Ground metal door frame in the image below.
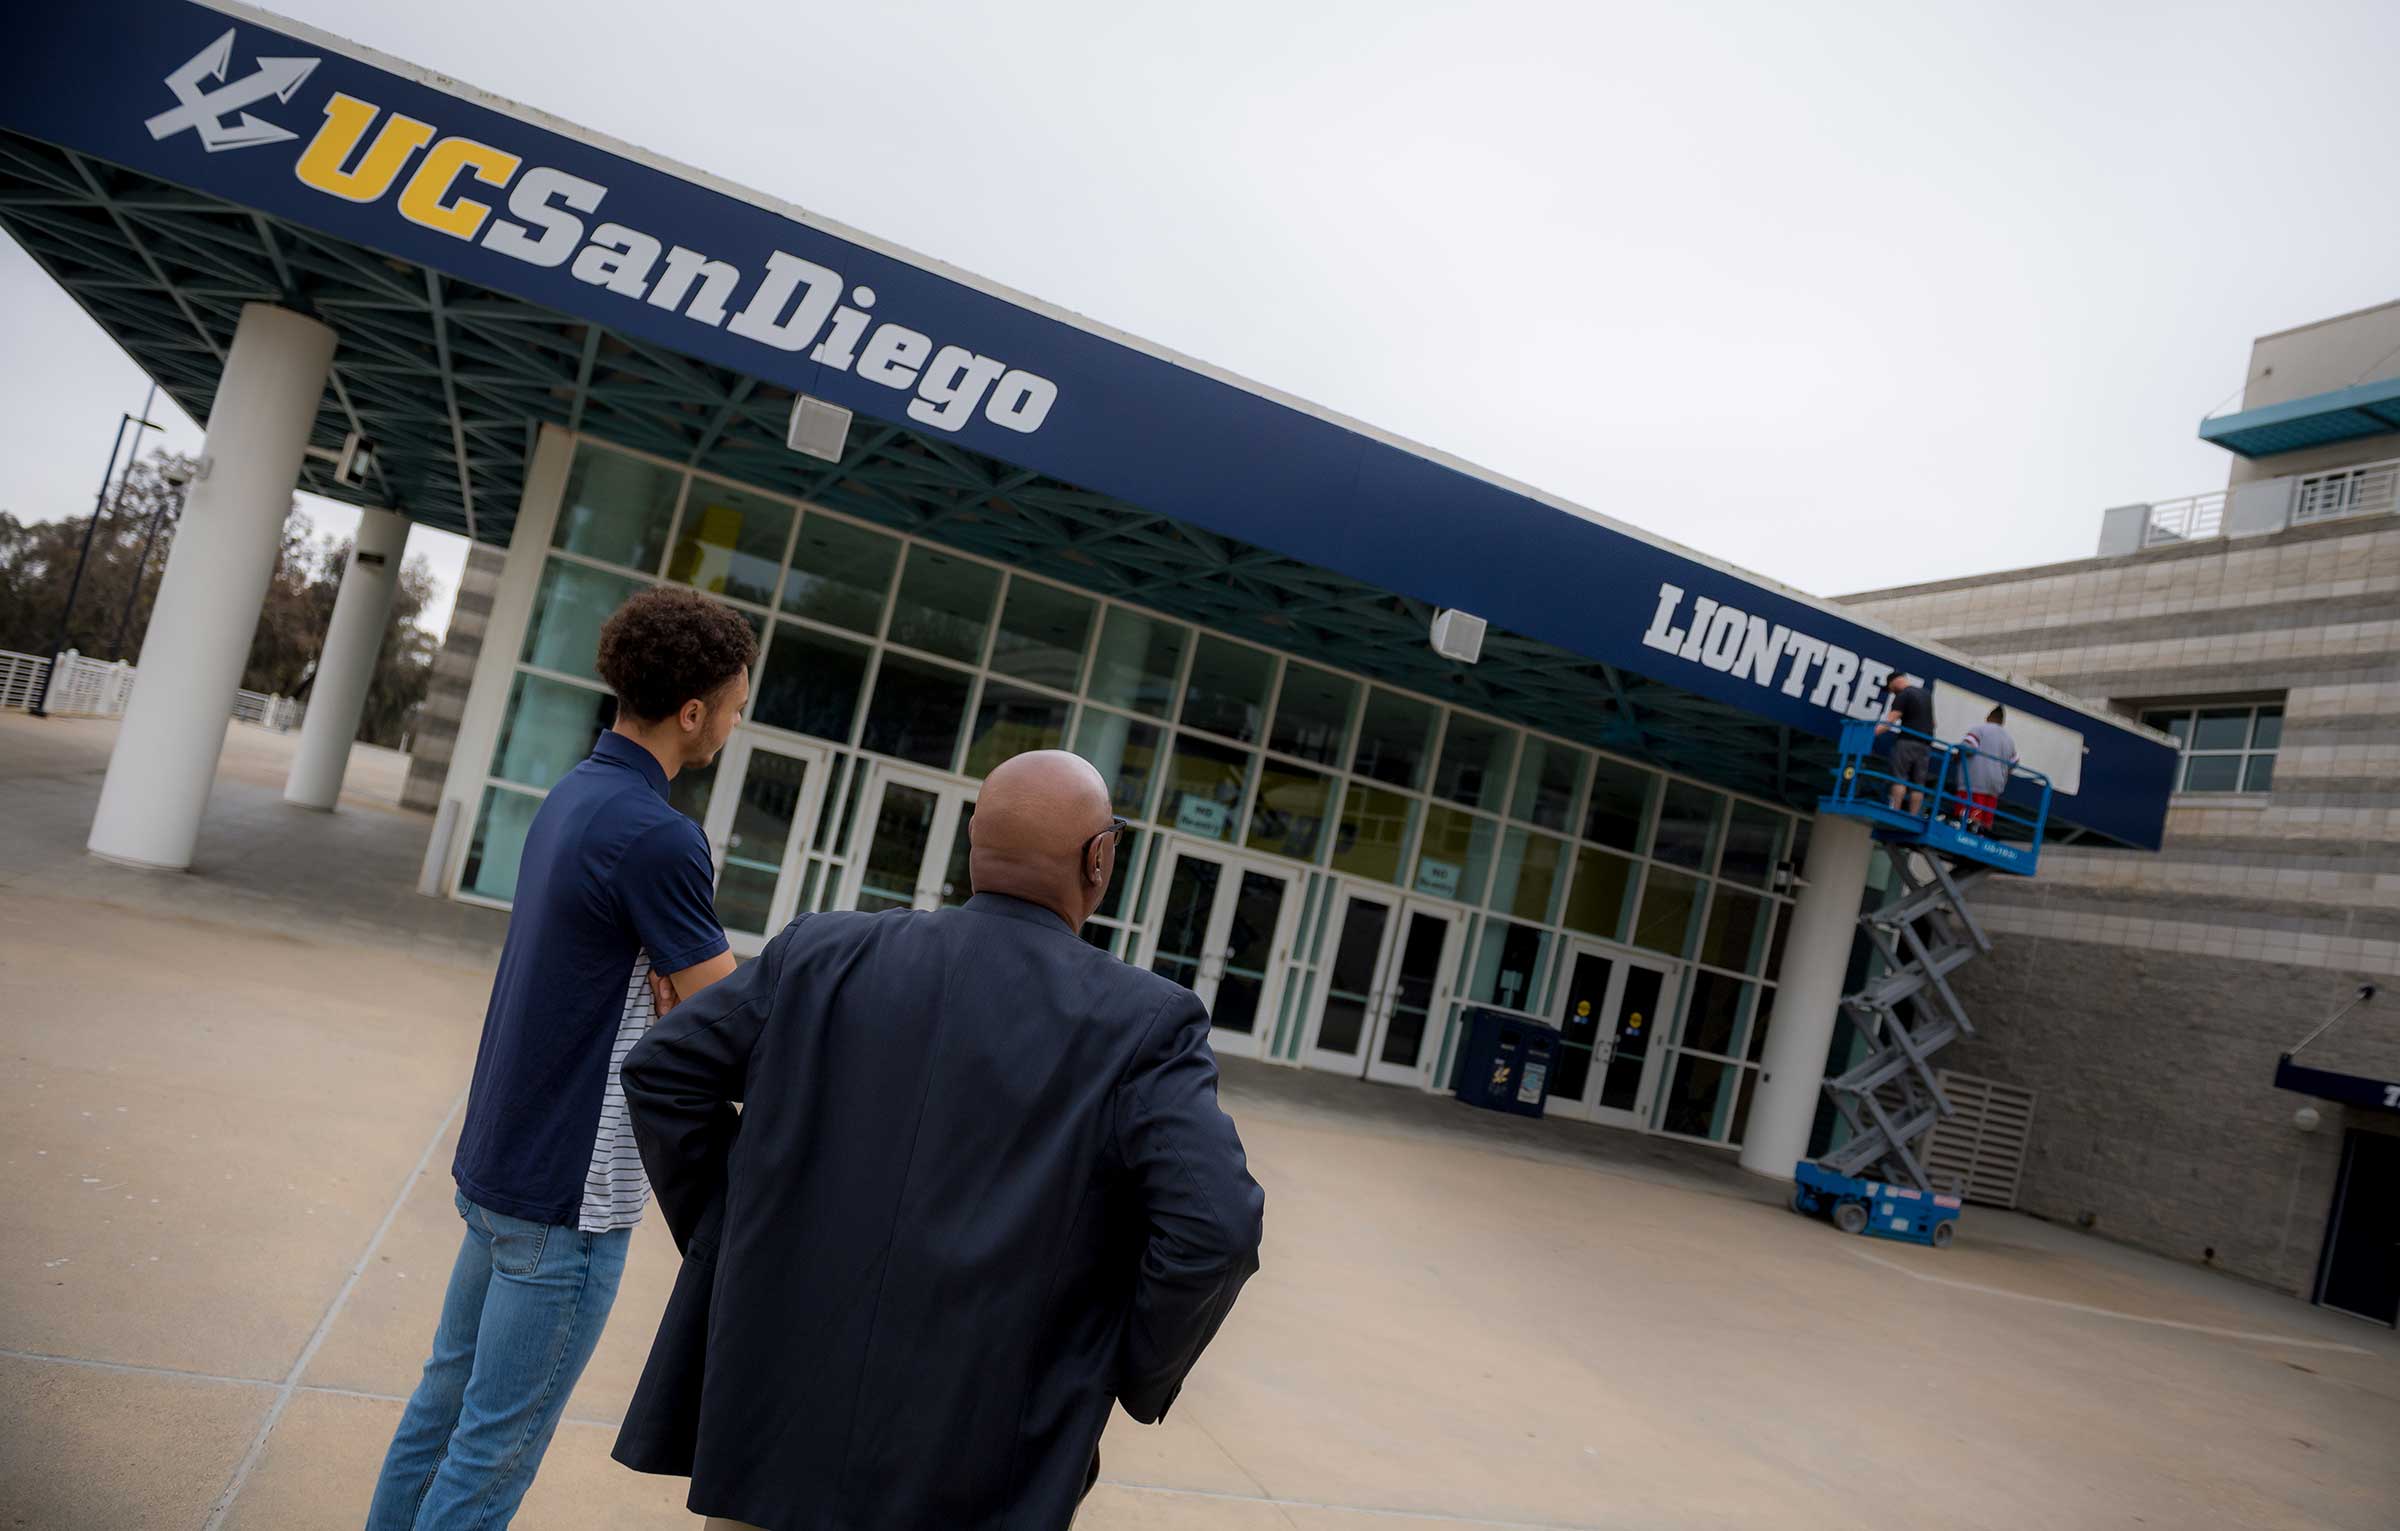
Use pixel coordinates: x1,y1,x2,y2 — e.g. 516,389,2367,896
1364,897,1469,1089
1544,936,1679,1129
1299,880,1467,1085
1134,835,1303,1062
835,759,978,913
1300,881,1403,1075
2313,1126,2400,1326
701,729,833,957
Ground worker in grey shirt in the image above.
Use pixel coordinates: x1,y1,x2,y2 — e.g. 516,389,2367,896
1959,706,2019,832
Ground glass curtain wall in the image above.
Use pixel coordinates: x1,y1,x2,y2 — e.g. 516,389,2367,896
466,436,1807,1147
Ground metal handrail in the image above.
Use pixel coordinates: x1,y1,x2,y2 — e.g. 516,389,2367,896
2294,460,2400,525
2142,492,2226,546
2133,453,2399,547
1,646,302,729
1824,720,2055,846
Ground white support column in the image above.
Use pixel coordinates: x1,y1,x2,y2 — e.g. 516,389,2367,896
284,508,412,809
88,304,337,870
1738,813,1876,1180
427,424,576,892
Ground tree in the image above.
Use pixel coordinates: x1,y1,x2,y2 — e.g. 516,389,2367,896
0,447,444,749
0,449,197,661
260,535,443,750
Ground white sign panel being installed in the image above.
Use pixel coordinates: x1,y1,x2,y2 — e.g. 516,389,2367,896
1935,681,2084,796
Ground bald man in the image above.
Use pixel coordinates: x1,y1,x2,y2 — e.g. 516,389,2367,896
614,751,1264,1531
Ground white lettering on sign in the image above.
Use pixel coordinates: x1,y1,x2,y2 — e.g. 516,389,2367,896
1641,582,1894,722
236,77,1062,437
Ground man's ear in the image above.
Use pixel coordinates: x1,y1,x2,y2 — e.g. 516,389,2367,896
680,696,706,734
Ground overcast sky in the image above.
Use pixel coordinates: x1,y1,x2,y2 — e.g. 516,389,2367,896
7,0,2398,633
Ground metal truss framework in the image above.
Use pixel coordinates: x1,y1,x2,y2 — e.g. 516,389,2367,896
0,133,1834,807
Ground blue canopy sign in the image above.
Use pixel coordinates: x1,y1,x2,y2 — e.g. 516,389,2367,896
1,0,2181,848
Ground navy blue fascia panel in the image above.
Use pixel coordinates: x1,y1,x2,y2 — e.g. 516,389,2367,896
0,1,2178,847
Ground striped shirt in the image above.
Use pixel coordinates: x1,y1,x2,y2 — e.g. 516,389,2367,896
581,953,657,1232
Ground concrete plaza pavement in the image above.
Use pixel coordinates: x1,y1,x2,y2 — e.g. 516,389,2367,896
3,714,2396,1530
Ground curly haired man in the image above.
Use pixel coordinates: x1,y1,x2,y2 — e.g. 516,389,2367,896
367,586,757,1529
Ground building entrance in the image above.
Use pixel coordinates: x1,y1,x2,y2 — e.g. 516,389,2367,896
840,764,977,914
1545,940,1678,1128
2316,1128,2400,1326
1301,883,1467,1086
1135,838,1303,1061
698,731,831,958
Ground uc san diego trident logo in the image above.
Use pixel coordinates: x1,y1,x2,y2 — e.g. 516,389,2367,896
129,25,1060,437
145,29,319,152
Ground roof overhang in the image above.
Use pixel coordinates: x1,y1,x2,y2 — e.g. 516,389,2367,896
2200,375,2400,459
1,0,2181,849
2274,1055,2400,1116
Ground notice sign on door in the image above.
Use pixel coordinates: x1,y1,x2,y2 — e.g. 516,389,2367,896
1416,858,1461,900
1175,798,1230,838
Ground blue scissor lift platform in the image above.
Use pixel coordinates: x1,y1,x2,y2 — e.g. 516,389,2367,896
1792,721,2054,1248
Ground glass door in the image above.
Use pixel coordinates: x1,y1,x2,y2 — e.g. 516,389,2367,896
699,732,831,958
1304,886,1396,1074
1137,838,1302,1061
1366,901,1467,1087
1303,885,1465,1085
839,763,977,913
1545,939,1677,1128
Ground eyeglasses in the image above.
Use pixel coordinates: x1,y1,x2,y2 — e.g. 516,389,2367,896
1078,815,1131,865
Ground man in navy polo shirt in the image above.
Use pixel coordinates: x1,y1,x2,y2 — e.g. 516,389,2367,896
367,586,757,1529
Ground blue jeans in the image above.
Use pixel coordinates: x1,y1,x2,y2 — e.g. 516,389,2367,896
365,1191,631,1529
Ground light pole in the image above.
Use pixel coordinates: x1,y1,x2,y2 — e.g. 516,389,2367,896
30,386,161,716
109,460,190,662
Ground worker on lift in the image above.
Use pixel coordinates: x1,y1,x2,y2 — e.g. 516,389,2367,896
1960,706,2020,831
1875,671,1938,816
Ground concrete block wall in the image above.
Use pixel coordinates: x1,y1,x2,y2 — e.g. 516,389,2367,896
1840,509,2400,1297
1940,936,2394,1295
401,544,505,815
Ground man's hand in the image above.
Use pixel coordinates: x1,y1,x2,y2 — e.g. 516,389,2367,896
650,951,737,1020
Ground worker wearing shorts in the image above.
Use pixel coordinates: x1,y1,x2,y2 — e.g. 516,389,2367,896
1880,673,1938,815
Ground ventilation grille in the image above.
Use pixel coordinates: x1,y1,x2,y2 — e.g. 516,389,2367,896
1923,1071,2036,1209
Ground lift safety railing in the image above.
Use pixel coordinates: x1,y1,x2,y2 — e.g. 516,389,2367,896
1819,719,2055,877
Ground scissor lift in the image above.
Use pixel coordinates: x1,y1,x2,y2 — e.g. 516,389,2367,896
1793,721,2054,1238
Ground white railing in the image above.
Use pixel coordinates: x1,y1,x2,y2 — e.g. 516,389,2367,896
232,689,306,730
0,648,48,711
47,652,139,718
0,646,303,730
2294,458,2400,525
2142,491,2226,546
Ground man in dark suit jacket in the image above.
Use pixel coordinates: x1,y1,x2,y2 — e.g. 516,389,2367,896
614,750,1266,1531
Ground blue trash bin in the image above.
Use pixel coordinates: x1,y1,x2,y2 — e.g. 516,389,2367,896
1451,1007,1558,1118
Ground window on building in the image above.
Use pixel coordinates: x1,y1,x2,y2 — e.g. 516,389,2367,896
2139,700,2282,794
668,481,793,606
988,578,1094,692
554,443,681,574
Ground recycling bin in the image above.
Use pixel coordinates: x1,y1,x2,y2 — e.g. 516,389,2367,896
1451,1006,1558,1118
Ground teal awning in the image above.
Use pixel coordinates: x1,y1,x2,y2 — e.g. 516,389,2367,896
2200,376,2400,458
